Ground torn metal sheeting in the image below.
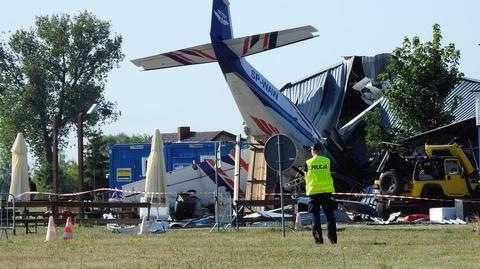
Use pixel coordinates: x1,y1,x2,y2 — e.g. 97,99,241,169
244,205,351,225
370,212,401,225
337,199,376,216
106,220,169,234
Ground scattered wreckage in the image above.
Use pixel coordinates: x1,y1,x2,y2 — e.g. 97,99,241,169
281,53,480,221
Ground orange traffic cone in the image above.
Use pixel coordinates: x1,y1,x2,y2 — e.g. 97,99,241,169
294,212,303,231
45,216,57,242
63,217,73,240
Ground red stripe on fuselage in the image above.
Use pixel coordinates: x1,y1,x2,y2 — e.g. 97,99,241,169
267,123,278,134
251,116,272,136
259,118,275,134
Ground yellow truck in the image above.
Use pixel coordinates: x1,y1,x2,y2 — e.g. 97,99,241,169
373,144,479,218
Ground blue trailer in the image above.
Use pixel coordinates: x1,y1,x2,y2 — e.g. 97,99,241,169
108,141,235,190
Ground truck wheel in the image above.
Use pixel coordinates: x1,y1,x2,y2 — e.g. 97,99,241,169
375,201,390,220
379,170,403,195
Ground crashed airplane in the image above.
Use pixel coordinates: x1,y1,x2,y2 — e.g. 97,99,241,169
131,0,392,193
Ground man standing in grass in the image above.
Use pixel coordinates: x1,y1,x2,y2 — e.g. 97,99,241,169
305,142,337,244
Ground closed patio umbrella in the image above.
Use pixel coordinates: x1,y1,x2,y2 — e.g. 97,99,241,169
144,129,167,207
8,133,30,202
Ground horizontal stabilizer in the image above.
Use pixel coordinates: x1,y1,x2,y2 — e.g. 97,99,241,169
132,25,317,71
131,43,217,71
225,25,318,57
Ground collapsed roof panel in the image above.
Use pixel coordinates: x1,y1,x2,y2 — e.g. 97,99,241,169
281,54,390,169
281,59,353,136
361,54,390,87
281,54,390,136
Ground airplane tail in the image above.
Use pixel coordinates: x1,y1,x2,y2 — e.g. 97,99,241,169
210,0,233,41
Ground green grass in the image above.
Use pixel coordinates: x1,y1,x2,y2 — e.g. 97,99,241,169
1,224,480,269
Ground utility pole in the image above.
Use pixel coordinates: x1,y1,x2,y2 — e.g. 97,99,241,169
77,112,84,202
51,115,59,219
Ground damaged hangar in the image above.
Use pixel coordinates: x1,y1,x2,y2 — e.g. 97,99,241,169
280,54,480,192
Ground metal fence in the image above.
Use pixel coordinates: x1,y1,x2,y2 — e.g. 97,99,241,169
0,193,16,239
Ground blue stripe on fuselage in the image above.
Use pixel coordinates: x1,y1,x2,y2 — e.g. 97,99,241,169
210,39,319,145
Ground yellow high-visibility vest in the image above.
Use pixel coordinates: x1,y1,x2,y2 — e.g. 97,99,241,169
305,156,334,195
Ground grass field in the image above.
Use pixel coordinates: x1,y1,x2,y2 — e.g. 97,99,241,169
1,224,479,269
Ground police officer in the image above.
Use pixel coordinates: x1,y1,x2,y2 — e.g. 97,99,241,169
305,142,337,244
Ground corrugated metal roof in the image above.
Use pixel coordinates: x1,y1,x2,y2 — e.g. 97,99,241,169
281,59,353,135
361,54,390,85
379,77,480,129
446,77,480,122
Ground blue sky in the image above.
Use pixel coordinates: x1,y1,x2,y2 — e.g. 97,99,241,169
1,0,479,161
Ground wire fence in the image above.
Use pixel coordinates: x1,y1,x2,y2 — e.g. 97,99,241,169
0,193,16,239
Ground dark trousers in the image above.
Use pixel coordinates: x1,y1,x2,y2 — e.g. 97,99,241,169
308,193,337,243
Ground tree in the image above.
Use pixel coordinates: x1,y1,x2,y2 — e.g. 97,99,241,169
0,159,11,193
84,131,149,191
380,23,463,138
31,153,78,194
0,11,124,186
364,107,391,153
84,129,109,191
103,133,150,145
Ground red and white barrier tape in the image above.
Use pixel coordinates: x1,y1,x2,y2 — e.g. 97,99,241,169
13,189,480,204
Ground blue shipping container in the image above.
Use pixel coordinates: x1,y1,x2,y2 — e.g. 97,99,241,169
109,141,234,190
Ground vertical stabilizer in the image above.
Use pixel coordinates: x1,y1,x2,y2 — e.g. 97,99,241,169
211,0,233,40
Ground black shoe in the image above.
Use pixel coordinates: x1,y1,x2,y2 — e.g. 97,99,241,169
313,231,323,244
327,234,337,244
